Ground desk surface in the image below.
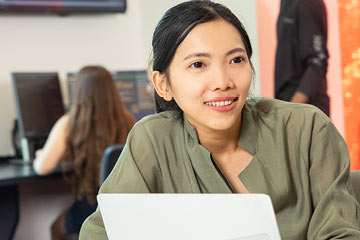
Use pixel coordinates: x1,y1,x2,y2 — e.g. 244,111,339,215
0,160,62,186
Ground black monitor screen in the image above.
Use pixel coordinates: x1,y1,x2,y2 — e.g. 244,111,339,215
67,70,155,121
12,72,65,140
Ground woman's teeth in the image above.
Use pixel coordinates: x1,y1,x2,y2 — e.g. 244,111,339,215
205,100,233,107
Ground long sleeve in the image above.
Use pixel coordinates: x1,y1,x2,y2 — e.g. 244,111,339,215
297,0,329,99
79,123,162,239
307,121,360,239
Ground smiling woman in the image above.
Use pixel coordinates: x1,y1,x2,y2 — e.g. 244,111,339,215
153,20,252,135
80,1,360,239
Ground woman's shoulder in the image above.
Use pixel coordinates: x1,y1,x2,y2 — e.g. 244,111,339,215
123,112,185,156
51,113,71,132
246,98,330,126
137,111,182,126
129,111,183,137
59,113,70,124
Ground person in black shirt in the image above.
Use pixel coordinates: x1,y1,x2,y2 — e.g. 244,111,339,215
274,0,330,116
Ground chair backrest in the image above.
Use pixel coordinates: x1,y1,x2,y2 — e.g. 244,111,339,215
350,170,360,204
100,144,125,184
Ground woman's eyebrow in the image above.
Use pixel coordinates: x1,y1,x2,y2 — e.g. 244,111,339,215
226,47,246,56
183,52,210,61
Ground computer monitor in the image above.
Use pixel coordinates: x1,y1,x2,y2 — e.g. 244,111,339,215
12,72,65,162
67,70,155,120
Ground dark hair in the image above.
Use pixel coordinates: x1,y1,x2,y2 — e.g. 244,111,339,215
152,0,253,113
63,65,135,205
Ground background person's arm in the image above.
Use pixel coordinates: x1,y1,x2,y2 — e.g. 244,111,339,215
290,91,309,103
33,114,69,175
294,0,329,101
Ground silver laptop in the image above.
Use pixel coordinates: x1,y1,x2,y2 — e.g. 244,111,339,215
97,193,281,240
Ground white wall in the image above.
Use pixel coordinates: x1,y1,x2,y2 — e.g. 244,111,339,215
0,0,260,156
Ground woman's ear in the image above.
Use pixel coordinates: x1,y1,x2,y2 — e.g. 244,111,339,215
152,70,173,101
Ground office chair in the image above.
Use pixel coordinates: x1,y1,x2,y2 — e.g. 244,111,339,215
100,144,125,184
350,170,360,204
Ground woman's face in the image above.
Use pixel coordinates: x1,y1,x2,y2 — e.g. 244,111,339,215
165,20,252,133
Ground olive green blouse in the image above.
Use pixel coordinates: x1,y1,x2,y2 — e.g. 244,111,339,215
80,98,360,239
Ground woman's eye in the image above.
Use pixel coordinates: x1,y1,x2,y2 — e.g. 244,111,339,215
231,57,244,64
191,62,204,68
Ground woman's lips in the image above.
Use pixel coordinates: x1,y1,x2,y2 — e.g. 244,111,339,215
204,97,238,112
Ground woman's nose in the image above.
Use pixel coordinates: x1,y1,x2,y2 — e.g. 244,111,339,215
210,68,235,91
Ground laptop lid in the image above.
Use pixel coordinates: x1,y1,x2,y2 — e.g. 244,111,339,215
98,193,281,240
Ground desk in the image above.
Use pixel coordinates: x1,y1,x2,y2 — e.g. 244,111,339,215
0,160,62,240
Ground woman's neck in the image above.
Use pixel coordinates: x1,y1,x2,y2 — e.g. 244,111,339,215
196,117,242,156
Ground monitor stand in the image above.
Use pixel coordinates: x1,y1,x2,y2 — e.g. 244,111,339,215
10,138,34,165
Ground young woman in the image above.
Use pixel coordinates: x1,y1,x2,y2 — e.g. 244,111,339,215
33,65,135,240
80,2,360,239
